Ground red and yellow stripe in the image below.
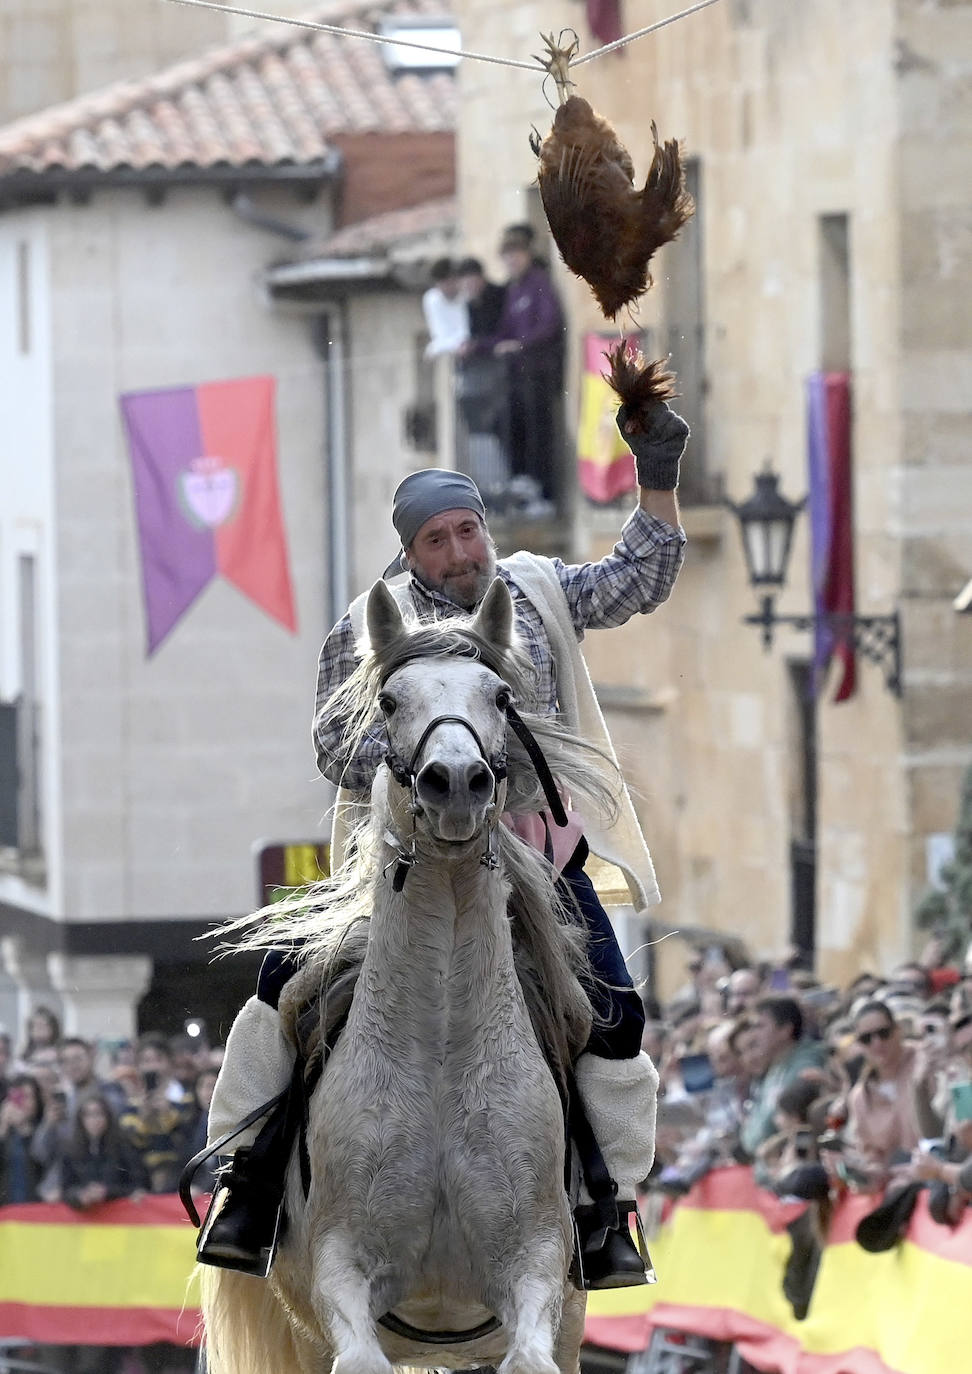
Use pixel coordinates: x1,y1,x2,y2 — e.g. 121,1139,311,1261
586,1168,972,1374
0,1195,200,1345
3,1171,971,1371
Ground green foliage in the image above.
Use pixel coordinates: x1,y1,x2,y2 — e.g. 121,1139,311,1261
915,766,972,953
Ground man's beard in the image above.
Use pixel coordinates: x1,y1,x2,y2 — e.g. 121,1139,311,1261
414,547,498,610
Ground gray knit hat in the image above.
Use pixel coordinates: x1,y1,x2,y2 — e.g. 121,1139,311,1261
382,468,486,578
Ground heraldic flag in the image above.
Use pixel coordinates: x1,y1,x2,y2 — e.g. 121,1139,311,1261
121,376,297,655
806,370,855,701
577,334,639,503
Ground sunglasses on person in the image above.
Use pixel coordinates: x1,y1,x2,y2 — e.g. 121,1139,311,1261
951,1013,972,1033
858,1025,893,1046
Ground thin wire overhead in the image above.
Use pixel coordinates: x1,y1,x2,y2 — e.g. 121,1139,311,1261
162,0,725,75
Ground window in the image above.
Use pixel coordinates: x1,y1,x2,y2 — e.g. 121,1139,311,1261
379,18,461,72
818,213,851,371
17,554,42,853
0,556,42,856
17,240,30,355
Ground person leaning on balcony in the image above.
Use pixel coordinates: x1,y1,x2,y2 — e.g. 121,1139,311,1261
421,256,470,358
470,223,566,507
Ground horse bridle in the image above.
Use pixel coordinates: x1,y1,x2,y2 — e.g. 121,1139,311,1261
382,700,568,891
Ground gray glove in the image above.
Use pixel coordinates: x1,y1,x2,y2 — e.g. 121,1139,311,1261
616,402,690,491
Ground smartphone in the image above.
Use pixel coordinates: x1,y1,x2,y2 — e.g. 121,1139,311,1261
951,1082,972,1124
143,1069,160,1093
679,1052,715,1095
769,967,791,991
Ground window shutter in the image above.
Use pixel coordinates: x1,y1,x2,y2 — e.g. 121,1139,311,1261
0,700,18,847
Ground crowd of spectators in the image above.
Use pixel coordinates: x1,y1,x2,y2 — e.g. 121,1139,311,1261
0,1015,223,1372
0,1013,221,1211
5,935,972,1350
641,935,972,1314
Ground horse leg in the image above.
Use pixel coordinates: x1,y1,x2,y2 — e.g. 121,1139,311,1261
311,1235,395,1374
492,1236,569,1374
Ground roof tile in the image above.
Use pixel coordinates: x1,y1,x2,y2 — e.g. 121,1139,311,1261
0,0,456,186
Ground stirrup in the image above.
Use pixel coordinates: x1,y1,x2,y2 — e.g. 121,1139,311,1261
196,1184,285,1278
570,1202,656,1291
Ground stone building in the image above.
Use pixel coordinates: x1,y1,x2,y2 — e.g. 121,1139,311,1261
448,0,971,988
0,1,457,1041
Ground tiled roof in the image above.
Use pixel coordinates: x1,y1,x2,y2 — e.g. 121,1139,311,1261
306,194,455,255
0,0,455,194
267,194,455,288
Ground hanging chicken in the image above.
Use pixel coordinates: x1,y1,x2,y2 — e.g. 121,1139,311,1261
530,34,695,320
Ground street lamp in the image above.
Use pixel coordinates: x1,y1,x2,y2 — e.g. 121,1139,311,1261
728,466,902,696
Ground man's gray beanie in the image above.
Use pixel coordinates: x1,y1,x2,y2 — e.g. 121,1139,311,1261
383,469,486,578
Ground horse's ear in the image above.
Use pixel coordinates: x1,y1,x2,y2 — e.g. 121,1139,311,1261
366,579,406,653
472,577,514,650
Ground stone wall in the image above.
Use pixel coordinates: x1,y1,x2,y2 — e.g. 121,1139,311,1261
893,0,972,927
0,0,228,121
453,0,970,985
47,189,330,922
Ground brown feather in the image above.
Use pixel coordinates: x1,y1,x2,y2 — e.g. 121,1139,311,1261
535,97,694,319
604,343,678,434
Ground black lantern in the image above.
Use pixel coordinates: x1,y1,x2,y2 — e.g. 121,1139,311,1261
729,466,804,588
728,467,902,696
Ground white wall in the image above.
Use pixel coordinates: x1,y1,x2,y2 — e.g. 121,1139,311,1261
0,212,61,916
46,189,330,922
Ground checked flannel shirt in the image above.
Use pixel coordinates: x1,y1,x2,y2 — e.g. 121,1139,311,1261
313,507,686,792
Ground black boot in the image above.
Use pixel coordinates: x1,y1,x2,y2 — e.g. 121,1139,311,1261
573,1200,652,1290
196,1148,285,1277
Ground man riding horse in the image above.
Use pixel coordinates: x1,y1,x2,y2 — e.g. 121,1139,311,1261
196,396,688,1288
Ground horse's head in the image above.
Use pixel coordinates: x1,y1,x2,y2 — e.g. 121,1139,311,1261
366,578,518,844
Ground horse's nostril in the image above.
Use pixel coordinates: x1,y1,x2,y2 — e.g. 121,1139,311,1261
467,763,493,798
417,761,451,798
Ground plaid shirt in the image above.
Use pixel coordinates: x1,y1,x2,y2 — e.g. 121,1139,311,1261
313,508,685,790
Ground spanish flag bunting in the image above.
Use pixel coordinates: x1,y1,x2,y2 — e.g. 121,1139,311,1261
577,334,638,503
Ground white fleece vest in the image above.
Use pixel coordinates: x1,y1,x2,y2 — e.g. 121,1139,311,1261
330,555,660,911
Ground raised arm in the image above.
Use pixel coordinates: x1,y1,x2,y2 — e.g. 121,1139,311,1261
556,401,689,632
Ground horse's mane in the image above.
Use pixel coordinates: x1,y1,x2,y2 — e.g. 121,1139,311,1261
222,608,626,1082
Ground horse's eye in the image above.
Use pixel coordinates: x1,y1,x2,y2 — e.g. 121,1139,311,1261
378,694,397,716
495,687,512,711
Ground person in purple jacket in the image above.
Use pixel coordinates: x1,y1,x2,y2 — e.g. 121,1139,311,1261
490,223,566,509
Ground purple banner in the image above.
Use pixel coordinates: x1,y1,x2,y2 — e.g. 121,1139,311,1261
806,374,833,688
121,388,217,654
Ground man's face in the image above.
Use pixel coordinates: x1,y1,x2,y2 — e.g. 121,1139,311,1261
736,1027,768,1078
407,509,496,610
500,246,530,280
726,969,761,1015
437,273,460,300
60,1043,94,1087
458,272,484,302
137,1046,170,1078
751,1011,793,1067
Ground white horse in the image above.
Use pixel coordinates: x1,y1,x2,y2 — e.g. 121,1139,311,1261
201,578,622,1374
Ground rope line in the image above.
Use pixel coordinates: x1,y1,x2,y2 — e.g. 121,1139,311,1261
161,0,539,70
162,0,724,74
572,0,725,66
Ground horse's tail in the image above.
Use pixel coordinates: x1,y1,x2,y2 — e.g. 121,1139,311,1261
200,1265,304,1374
